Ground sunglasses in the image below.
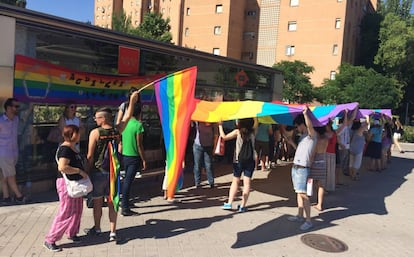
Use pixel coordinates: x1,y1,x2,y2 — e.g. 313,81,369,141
12,105,20,109
69,105,77,109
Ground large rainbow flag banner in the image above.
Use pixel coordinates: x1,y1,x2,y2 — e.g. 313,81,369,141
154,67,197,199
14,55,164,105
191,100,360,126
358,109,392,119
309,102,359,125
191,100,305,125
108,140,121,212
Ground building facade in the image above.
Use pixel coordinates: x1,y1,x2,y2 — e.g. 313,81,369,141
95,0,377,86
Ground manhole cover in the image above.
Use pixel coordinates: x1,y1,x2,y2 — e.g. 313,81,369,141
301,234,348,252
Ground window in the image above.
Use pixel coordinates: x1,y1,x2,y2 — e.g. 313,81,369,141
288,21,297,31
332,44,338,55
243,32,255,39
335,18,341,29
216,4,223,14
185,27,189,37
186,7,190,16
213,48,220,55
214,26,221,35
247,10,256,16
330,71,336,80
290,0,299,6
162,8,165,14
285,45,295,56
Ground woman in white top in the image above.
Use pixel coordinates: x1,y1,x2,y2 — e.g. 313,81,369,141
58,103,83,151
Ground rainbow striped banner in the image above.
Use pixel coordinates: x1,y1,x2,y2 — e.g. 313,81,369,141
192,99,306,125
154,67,197,199
14,55,164,105
108,141,121,212
358,109,392,119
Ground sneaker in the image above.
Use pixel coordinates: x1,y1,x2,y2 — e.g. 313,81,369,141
300,221,313,231
68,235,81,243
222,203,232,210
237,205,247,213
121,209,139,216
43,242,62,252
287,215,305,222
109,232,117,242
84,226,102,236
135,172,142,179
15,196,27,204
209,184,215,189
1,197,12,205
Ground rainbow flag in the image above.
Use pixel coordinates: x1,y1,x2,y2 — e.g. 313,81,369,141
14,55,164,105
358,109,392,119
154,67,197,199
191,100,322,126
108,141,121,212
191,101,363,126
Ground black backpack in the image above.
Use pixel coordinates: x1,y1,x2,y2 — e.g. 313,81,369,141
238,138,254,166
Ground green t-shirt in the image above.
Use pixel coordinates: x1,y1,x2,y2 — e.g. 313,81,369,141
121,118,144,157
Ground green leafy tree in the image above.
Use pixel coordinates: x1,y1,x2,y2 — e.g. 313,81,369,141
1,0,26,7
378,0,412,20
374,13,414,78
272,60,314,104
112,10,133,33
358,13,382,68
133,12,172,43
316,63,403,109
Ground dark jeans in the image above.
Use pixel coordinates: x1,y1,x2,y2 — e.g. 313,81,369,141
121,156,141,209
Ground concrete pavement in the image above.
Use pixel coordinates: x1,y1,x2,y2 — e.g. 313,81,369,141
0,143,414,257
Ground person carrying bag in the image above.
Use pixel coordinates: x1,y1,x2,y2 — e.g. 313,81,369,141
44,125,90,252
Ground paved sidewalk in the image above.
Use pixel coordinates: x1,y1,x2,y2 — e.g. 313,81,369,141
0,143,414,257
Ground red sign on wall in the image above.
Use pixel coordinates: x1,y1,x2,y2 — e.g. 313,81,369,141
235,70,249,86
118,46,140,74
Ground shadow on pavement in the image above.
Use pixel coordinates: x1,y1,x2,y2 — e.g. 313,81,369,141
230,155,413,248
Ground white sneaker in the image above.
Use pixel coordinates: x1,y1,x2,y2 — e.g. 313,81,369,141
135,172,142,179
300,221,313,231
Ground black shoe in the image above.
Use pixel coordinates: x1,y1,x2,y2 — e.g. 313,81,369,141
209,184,215,189
15,196,27,204
121,209,139,216
84,226,102,236
1,197,12,205
43,242,62,252
195,184,201,189
68,235,81,243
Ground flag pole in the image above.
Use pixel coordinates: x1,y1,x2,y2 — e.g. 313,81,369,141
138,82,154,93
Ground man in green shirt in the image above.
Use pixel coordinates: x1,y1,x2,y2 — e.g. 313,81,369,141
121,104,146,216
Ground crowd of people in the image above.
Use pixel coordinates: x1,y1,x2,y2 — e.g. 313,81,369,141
0,95,408,251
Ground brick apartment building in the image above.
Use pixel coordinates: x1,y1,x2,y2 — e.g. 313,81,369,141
94,0,377,86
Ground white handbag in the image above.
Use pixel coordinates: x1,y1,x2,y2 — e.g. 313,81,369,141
55,146,93,198
62,173,93,198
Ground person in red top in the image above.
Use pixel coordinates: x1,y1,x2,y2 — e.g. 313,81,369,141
325,120,337,192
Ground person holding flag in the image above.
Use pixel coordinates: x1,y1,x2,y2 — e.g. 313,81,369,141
85,91,139,242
